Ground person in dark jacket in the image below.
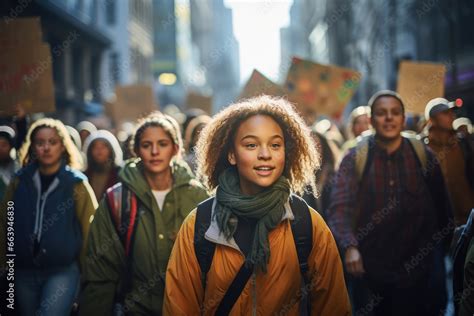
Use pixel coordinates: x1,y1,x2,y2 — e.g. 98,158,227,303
453,209,474,316
1,118,97,316
424,98,474,226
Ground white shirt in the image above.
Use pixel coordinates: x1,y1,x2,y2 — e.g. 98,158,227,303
152,188,171,211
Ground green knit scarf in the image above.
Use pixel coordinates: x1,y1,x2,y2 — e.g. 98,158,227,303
215,167,290,273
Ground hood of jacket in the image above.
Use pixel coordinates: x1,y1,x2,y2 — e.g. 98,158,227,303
83,130,123,167
118,158,199,210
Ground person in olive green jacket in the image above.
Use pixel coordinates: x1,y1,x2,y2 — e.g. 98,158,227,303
79,113,208,315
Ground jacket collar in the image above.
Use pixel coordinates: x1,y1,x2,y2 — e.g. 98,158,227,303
204,198,294,252
20,161,68,180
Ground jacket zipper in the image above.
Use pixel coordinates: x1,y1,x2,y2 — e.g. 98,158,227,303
34,177,60,242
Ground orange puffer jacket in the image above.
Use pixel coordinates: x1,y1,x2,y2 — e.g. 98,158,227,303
164,206,351,316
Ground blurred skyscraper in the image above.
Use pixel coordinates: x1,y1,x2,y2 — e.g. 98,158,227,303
281,0,474,120
152,0,240,112
280,0,320,81
129,0,154,84
190,0,240,111
153,0,177,81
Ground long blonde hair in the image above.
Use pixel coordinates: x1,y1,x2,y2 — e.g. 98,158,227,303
18,118,84,170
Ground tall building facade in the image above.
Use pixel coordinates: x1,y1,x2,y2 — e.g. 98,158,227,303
190,0,240,111
279,0,321,81
129,0,154,84
1,0,154,123
282,0,474,119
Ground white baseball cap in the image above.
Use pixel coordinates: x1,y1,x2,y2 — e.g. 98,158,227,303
424,97,463,121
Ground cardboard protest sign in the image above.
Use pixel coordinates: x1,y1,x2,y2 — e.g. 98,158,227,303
0,17,43,49
285,57,361,118
397,61,446,114
0,18,55,116
239,69,285,100
113,84,157,123
185,91,212,114
103,97,116,121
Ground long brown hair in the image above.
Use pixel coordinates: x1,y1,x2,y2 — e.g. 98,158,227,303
130,112,184,159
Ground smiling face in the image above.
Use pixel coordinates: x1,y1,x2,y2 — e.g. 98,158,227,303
33,127,65,168
137,126,178,176
371,96,405,141
228,115,285,195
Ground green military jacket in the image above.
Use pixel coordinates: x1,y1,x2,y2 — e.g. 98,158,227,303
79,158,208,315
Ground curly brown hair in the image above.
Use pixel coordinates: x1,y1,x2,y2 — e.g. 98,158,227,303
195,95,320,194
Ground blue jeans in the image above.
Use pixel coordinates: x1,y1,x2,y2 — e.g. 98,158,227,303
15,262,80,316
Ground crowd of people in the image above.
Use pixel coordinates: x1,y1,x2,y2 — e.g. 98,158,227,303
0,92,473,315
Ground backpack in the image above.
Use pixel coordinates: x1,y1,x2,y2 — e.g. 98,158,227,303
105,183,141,315
193,194,313,314
351,133,431,244
105,183,140,256
354,132,428,182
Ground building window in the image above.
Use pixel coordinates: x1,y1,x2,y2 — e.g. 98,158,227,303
106,0,116,25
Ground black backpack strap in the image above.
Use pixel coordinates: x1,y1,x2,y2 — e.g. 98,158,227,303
195,195,314,314
194,197,216,291
215,262,254,315
194,197,254,315
289,194,313,315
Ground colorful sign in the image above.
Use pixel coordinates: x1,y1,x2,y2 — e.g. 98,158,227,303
285,57,361,118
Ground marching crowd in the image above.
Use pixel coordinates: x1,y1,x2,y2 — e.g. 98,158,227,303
0,92,473,315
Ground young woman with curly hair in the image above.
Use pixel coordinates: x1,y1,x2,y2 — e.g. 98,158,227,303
1,118,98,316
164,95,350,315
79,113,208,315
